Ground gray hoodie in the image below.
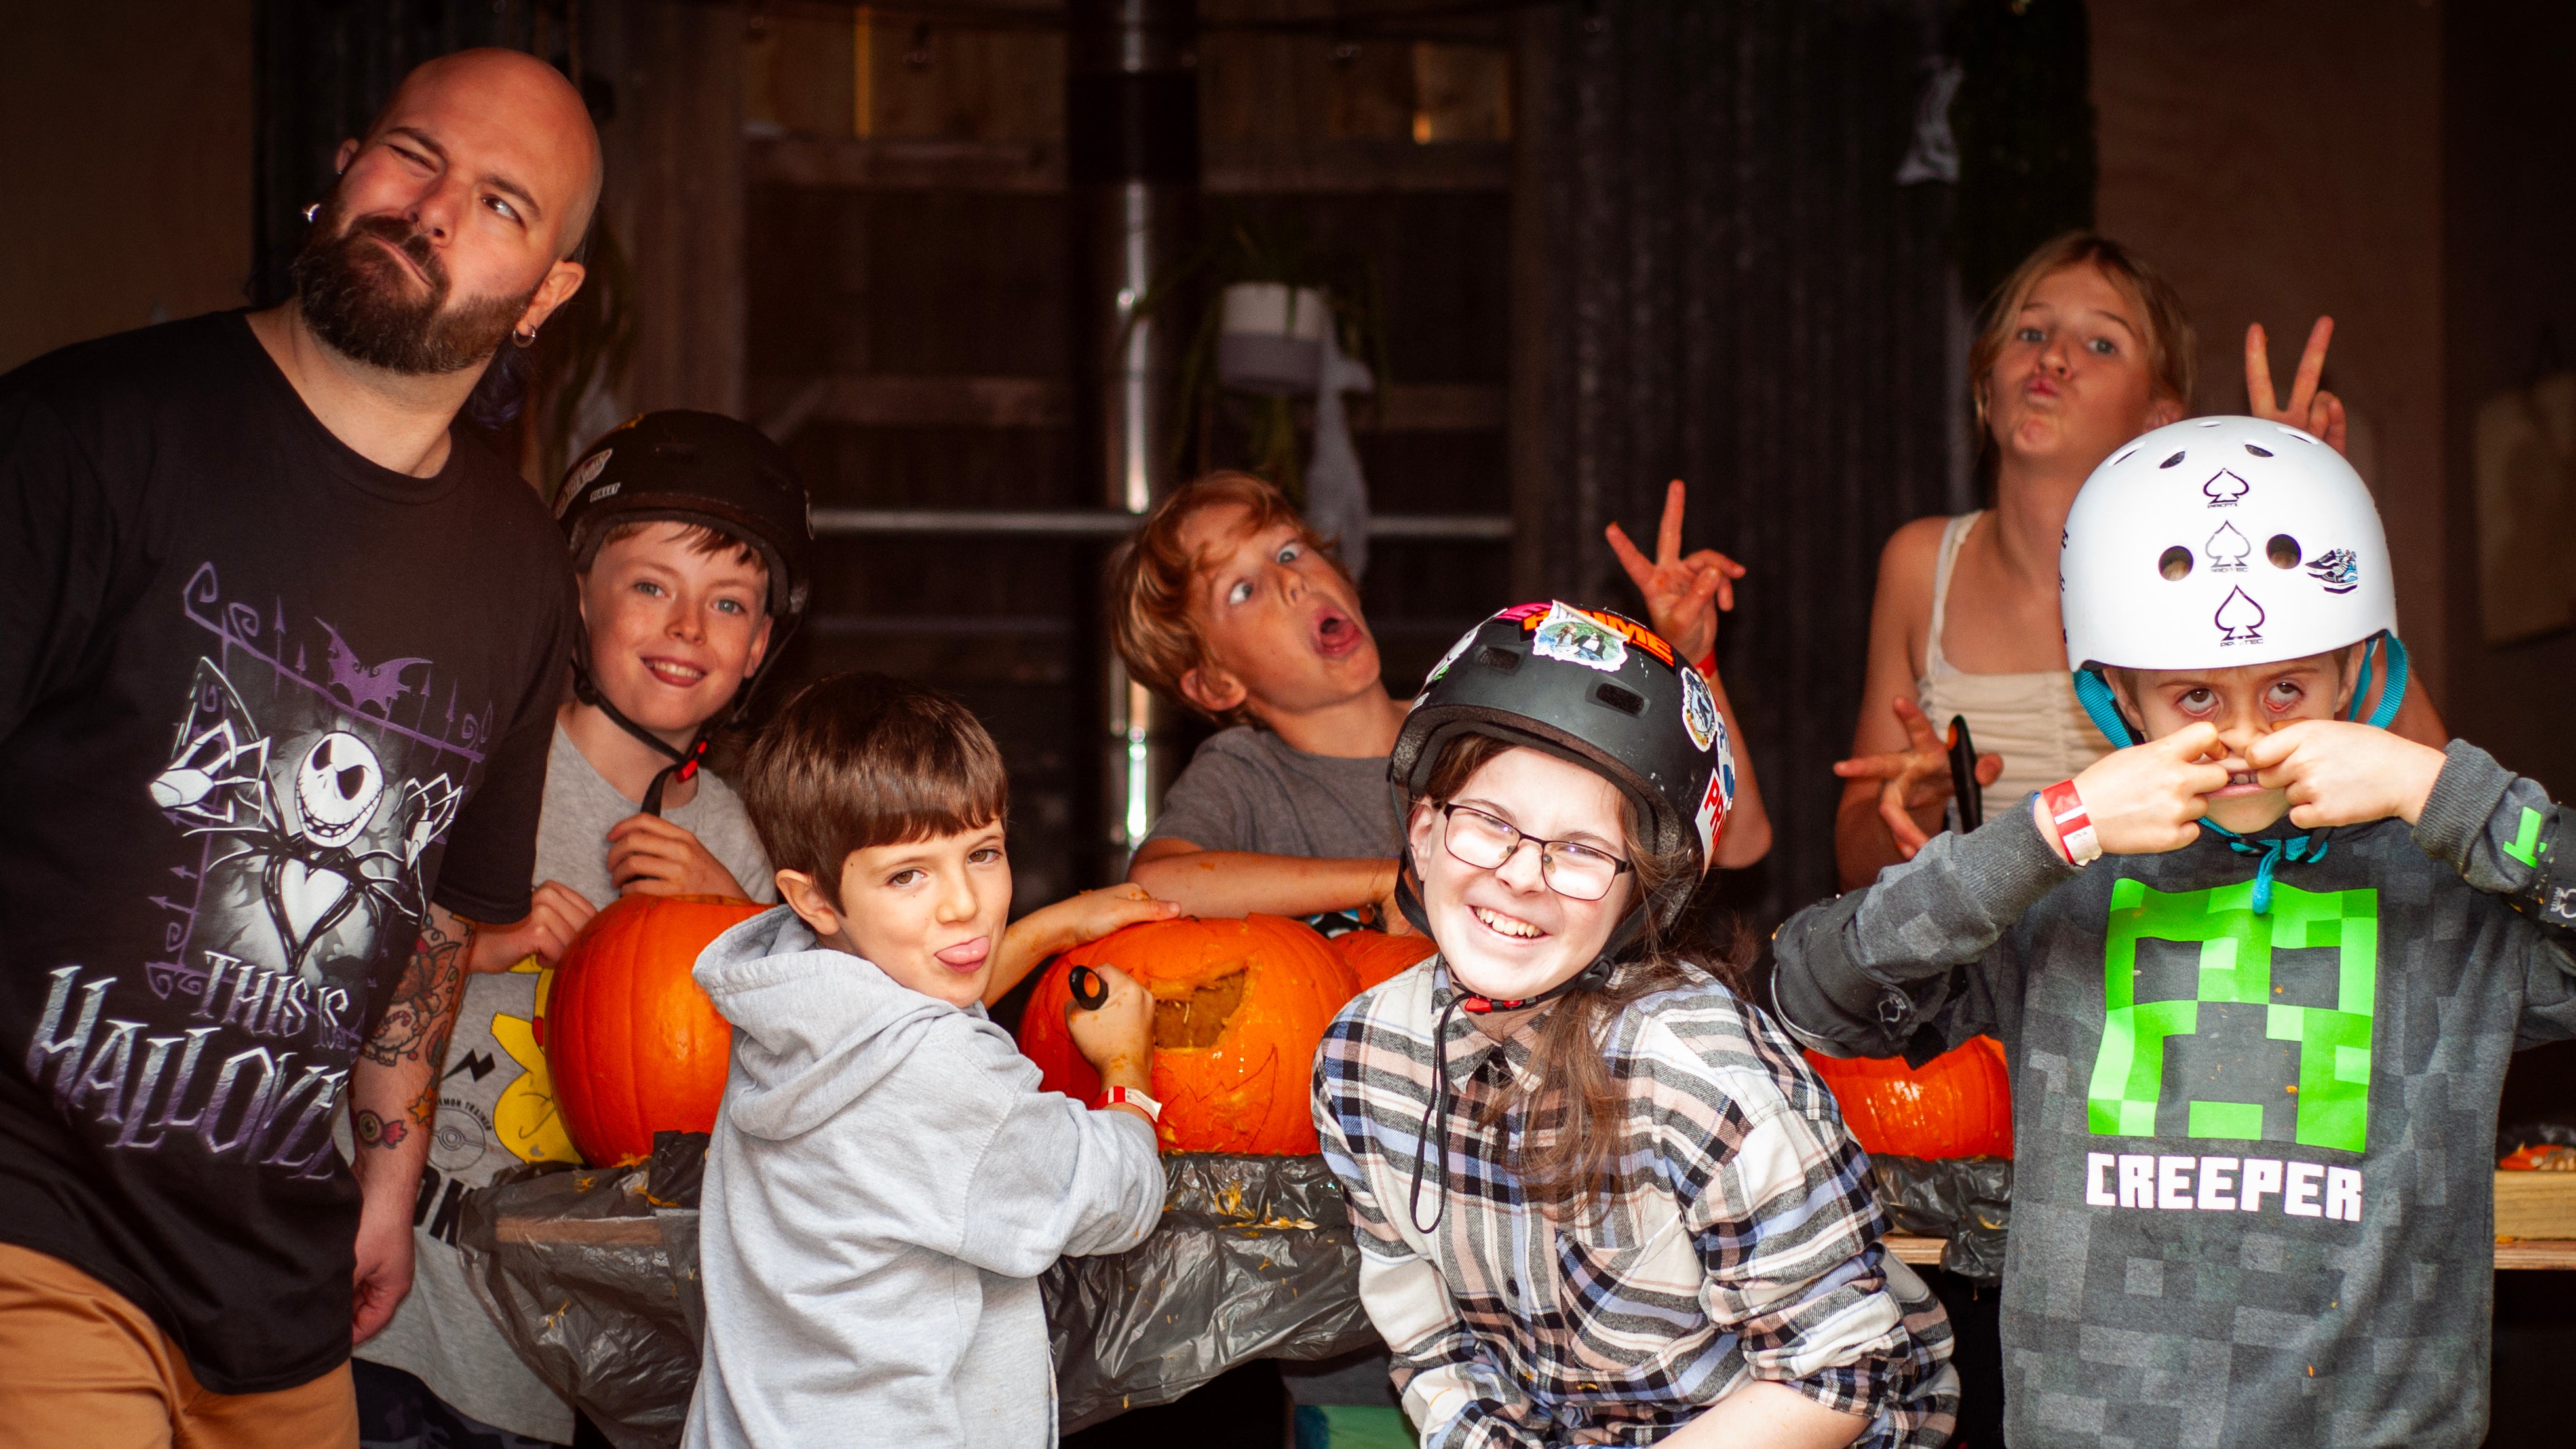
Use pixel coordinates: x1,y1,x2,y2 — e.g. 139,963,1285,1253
682,908,1164,1449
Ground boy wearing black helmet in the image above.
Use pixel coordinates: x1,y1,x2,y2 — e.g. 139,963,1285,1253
1313,602,1955,1449
352,410,805,1444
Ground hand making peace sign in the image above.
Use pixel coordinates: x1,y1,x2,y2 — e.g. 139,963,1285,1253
1604,479,1746,665
2244,316,2349,454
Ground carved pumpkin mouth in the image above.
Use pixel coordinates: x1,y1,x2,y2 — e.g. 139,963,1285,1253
1153,969,1248,1049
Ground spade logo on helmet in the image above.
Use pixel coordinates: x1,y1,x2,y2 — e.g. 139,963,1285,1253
2214,587,2267,645
2307,548,2360,594
2205,521,2250,573
2203,469,2249,507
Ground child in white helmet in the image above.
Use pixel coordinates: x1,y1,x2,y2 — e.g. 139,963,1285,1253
1771,415,2576,1449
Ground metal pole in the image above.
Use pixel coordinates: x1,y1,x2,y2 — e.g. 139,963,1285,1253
1069,0,1197,879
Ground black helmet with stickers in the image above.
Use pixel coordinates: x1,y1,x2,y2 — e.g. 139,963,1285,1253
1390,601,1735,939
556,410,814,619
554,411,817,815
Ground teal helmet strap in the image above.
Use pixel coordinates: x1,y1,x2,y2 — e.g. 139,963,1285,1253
2348,633,2410,729
2072,667,2140,748
2073,630,2408,750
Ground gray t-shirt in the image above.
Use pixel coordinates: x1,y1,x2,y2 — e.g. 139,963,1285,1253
1144,725,1402,859
355,724,775,1442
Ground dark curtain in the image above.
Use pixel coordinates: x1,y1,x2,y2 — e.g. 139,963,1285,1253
1524,0,1962,937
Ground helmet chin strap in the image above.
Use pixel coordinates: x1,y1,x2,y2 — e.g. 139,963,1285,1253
2070,632,2411,752
571,661,709,817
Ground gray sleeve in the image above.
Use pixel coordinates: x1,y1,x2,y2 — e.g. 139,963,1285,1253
1142,739,1263,853
1771,801,2077,1060
955,1083,1164,1277
2408,740,2576,1040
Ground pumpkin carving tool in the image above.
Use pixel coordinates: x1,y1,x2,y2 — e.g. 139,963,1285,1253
1067,963,1111,1011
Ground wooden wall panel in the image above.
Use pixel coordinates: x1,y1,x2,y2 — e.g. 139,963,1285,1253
609,0,746,419
0,0,252,370
2091,0,2447,698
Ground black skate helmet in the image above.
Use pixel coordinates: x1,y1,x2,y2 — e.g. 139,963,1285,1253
555,411,816,815
1390,600,1735,968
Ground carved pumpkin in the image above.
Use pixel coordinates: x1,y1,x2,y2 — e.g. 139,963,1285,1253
1332,928,1438,992
1018,914,1359,1155
1803,1036,2014,1159
542,892,764,1166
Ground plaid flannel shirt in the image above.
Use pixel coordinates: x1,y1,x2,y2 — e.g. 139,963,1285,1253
1313,958,1956,1448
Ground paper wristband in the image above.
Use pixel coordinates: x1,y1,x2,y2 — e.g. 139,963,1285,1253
1096,1085,1161,1121
2043,779,2102,866
1694,649,1718,678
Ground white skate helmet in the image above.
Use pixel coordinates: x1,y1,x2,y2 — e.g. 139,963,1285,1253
2060,415,2408,744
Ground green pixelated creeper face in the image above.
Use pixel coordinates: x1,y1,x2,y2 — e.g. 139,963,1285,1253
2085,878,2377,1153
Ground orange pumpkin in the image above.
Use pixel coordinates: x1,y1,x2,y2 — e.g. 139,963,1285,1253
542,892,764,1165
1018,915,1359,1155
1332,928,1437,991
1803,1036,2013,1159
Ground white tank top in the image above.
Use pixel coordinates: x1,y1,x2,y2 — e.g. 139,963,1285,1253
1915,511,2118,810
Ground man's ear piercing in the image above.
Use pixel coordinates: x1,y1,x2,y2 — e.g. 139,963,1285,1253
513,326,539,349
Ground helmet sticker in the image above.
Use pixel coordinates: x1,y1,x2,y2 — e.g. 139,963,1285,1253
1425,623,1480,686
1693,759,1733,856
2205,521,2250,572
1679,663,1718,751
1529,602,1628,673
2214,586,2267,645
2307,549,2360,594
2202,469,2249,507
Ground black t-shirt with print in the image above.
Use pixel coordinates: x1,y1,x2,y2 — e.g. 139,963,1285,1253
0,314,574,1393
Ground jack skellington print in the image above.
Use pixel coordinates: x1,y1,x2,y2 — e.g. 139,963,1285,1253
150,657,460,984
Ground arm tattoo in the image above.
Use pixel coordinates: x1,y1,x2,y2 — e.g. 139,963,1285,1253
354,1108,407,1150
364,911,471,1070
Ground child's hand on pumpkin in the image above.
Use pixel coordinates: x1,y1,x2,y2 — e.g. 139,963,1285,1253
1066,963,1155,1087
983,885,1180,1008
1043,882,1182,952
465,880,597,975
606,813,752,898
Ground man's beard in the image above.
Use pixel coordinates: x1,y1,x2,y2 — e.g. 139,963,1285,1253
290,199,537,376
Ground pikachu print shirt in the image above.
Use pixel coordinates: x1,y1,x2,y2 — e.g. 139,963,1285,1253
352,724,772,1442
1772,741,2576,1449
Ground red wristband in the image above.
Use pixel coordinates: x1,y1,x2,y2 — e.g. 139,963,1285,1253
1693,648,1717,678
2043,779,2101,866
1095,1085,1162,1122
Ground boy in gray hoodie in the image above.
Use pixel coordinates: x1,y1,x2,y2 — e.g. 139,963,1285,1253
683,674,1169,1449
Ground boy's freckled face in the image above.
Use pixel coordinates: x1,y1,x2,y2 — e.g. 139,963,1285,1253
830,824,1014,1009
2117,650,2355,834
1180,503,1379,717
578,524,773,741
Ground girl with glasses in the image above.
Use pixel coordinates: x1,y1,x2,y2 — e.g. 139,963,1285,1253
1313,602,1956,1448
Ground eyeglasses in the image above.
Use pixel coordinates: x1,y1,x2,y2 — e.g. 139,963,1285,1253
1432,803,1632,902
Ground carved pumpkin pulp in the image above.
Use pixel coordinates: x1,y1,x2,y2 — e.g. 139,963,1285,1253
541,892,764,1165
1331,928,1438,991
1802,1035,2014,1159
1017,915,1358,1155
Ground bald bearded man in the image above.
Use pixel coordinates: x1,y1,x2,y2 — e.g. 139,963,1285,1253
0,50,601,1449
